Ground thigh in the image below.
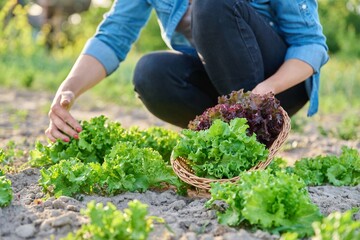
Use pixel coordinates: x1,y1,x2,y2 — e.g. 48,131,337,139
236,2,288,79
133,51,219,127
192,0,308,116
192,0,287,93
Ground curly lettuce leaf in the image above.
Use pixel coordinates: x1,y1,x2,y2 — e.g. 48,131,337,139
39,158,100,198
29,116,179,167
29,116,125,166
39,142,185,197
0,175,13,207
292,146,360,186
173,118,268,179
101,142,183,194
189,89,284,147
123,126,180,163
64,200,160,240
206,170,322,237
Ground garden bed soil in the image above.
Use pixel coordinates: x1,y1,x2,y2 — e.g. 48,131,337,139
1,88,359,240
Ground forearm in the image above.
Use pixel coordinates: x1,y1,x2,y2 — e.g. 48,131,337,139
58,54,107,98
46,54,107,142
253,59,314,95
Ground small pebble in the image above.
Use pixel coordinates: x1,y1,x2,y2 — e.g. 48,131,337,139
15,224,36,238
39,219,52,231
188,223,201,233
24,198,32,205
43,200,53,208
36,193,44,199
58,196,73,203
170,200,187,211
66,205,80,212
57,224,72,235
52,212,76,228
164,215,177,224
27,193,36,200
50,210,62,217
53,199,66,209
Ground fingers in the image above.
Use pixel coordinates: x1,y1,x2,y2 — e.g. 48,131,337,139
47,110,81,142
45,123,71,143
58,92,82,132
46,91,82,142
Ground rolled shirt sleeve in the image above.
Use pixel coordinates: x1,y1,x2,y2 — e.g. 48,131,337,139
285,43,329,74
81,0,152,76
271,0,329,69
270,0,329,116
82,38,120,75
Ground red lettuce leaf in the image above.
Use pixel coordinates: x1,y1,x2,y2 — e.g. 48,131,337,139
188,90,284,148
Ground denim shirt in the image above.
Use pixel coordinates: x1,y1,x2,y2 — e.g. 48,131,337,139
83,0,329,116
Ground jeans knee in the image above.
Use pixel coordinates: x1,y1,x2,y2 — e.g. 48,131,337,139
133,53,159,93
192,0,240,46
192,0,221,30
192,0,248,31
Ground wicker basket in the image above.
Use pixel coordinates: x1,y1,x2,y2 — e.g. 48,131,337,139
171,107,291,191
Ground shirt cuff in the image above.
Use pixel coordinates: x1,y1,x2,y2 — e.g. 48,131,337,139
81,38,120,76
285,44,329,73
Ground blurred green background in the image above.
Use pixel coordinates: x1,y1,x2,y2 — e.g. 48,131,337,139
0,0,359,139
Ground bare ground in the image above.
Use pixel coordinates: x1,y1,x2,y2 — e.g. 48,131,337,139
0,88,359,240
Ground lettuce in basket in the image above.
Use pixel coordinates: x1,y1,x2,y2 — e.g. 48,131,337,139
172,118,268,179
188,90,284,148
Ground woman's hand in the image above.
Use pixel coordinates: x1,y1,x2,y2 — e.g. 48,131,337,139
252,81,275,95
44,55,107,142
252,59,314,96
45,90,82,142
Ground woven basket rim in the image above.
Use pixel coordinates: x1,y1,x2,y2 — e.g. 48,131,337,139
171,107,291,190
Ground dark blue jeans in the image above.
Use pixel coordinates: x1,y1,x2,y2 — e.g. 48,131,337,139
133,0,308,128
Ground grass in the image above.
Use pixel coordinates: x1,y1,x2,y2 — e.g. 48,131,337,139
90,51,143,107
319,56,360,114
2,1,357,119
1,52,360,140
0,48,143,107
0,1,155,108
289,56,360,140
2,52,359,109
0,11,359,140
